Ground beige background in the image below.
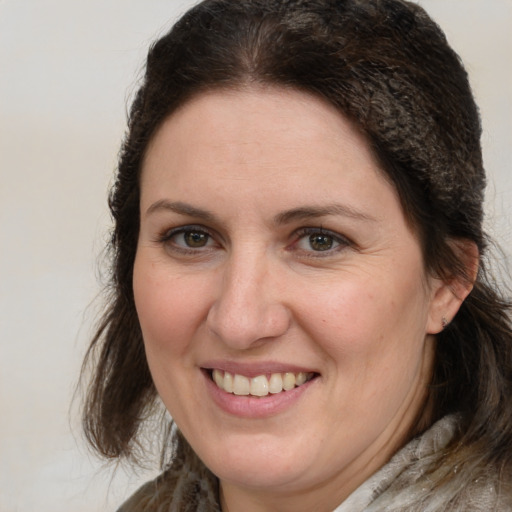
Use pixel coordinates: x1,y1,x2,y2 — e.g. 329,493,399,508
0,1,510,510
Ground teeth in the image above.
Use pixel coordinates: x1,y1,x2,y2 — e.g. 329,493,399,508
296,372,307,386
213,369,223,388
250,375,269,396
224,371,234,393
268,373,283,394
283,372,296,390
211,370,314,397
233,374,250,395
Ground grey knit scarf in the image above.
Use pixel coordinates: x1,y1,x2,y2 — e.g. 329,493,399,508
118,416,512,511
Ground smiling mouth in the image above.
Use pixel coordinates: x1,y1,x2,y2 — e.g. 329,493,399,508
208,369,317,397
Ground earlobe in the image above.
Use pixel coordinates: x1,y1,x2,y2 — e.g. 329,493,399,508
426,239,479,334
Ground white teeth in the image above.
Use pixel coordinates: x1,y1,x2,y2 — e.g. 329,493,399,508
250,375,269,396
233,374,250,395
268,373,283,394
283,372,296,390
224,371,234,393
211,370,314,396
213,369,223,388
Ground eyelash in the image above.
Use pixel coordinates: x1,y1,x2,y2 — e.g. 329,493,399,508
289,227,351,257
157,225,218,255
156,225,352,257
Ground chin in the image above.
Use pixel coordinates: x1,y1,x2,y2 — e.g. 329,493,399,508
213,458,310,493
194,431,317,490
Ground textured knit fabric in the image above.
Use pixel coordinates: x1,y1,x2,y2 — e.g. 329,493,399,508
334,415,512,511
117,416,512,512
117,434,220,512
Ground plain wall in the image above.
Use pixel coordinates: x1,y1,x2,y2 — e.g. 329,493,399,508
0,1,510,510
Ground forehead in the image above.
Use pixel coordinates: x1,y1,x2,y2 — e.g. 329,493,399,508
141,87,387,195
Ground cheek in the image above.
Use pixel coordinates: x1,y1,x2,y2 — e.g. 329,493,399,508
132,258,210,358
304,267,430,372
306,276,432,424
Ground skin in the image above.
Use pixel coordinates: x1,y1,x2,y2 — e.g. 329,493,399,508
133,87,465,512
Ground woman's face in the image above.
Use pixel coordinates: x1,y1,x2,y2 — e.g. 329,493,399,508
134,88,444,509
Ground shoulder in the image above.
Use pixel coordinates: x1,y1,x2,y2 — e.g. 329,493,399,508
448,476,512,511
338,416,512,512
116,468,220,512
384,416,512,511
116,471,173,512
116,435,220,512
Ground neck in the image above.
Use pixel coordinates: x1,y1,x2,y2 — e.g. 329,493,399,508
220,478,349,512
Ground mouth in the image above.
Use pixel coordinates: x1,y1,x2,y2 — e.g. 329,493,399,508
206,369,318,397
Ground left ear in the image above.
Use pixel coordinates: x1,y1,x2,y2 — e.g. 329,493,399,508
426,239,479,334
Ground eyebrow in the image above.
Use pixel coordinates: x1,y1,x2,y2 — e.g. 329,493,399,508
274,204,376,225
145,200,376,225
145,200,218,222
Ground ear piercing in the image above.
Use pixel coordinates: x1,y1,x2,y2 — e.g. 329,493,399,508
442,317,449,329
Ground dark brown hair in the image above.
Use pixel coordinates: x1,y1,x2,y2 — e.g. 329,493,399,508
82,0,512,476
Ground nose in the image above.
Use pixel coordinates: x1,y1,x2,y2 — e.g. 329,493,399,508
206,252,291,350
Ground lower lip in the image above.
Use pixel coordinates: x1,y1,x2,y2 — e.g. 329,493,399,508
203,371,317,419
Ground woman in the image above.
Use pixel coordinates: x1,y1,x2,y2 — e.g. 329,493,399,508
82,0,512,510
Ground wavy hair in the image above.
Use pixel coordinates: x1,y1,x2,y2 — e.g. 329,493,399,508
82,0,512,479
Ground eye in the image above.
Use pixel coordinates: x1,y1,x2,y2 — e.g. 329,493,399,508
292,228,350,255
180,230,211,248
305,233,336,251
158,226,217,252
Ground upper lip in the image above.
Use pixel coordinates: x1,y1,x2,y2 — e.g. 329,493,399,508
200,360,318,378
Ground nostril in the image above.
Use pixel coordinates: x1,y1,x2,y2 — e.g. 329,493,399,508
206,300,291,350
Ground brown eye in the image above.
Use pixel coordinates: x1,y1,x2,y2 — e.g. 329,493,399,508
293,228,350,256
160,226,216,252
309,233,334,251
183,230,210,248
